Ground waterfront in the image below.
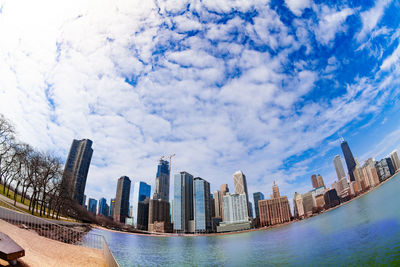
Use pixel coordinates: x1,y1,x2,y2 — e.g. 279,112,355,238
91,173,400,266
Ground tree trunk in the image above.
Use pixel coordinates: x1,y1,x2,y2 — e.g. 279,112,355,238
14,181,20,206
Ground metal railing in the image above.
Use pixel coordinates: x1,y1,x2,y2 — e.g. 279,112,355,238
0,198,120,266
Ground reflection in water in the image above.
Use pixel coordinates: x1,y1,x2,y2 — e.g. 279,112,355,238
91,174,400,266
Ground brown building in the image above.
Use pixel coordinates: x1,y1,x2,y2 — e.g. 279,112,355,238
272,181,280,198
259,196,291,227
317,174,325,188
311,174,318,189
220,184,229,221
148,199,172,233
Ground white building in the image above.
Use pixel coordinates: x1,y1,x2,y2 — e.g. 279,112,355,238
222,193,249,223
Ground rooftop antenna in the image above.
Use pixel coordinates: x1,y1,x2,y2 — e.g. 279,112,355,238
339,136,345,143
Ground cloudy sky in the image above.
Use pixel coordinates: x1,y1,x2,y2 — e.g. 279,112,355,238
1,0,400,208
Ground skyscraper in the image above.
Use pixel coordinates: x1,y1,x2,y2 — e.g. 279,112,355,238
62,139,93,205
109,198,115,217
173,172,194,233
293,192,304,219
253,192,264,220
153,159,170,201
193,177,212,233
233,170,250,217
220,184,229,221
333,155,346,180
341,139,357,182
390,150,400,171
132,181,151,228
114,176,131,223
98,197,108,216
213,191,221,218
88,198,97,214
217,193,251,232
311,174,318,189
317,174,325,188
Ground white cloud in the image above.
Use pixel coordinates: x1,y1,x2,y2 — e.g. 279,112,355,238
285,0,310,16
381,41,400,70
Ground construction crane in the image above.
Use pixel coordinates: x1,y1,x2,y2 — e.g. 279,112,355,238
160,154,176,174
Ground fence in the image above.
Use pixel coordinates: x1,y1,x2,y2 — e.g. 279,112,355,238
0,198,119,266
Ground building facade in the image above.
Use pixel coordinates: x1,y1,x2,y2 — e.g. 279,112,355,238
193,177,212,233
88,198,97,214
302,192,314,216
311,174,318,189
390,150,400,171
148,199,172,233
62,139,93,205
317,174,325,188
213,191,221,218
259,196,291,227
137,198,150,230
153,159,170,201
220,184,229,221
173,172,194,233
109,198,115,217
98,197,108,216
333,155,347,180
222,193,249,223
293,192,305,219
114,176,131,223
324,189,340,209
132,181,151,228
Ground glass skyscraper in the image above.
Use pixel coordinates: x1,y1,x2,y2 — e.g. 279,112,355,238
194,177,212,233
114,176,131,223
98,197,108,216
253,192,264,219
62,139,93,205
88,198,97,214
173,171,194,233
153,159,170,201
132,181,151,227
341,139,357,182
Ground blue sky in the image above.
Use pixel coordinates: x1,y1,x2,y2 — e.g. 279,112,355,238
0,0,399,206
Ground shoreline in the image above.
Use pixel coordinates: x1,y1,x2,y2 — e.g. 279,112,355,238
94,172,399,238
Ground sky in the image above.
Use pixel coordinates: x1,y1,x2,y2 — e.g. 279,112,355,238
0,0,400,209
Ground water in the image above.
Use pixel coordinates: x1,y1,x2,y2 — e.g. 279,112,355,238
92,174,400,266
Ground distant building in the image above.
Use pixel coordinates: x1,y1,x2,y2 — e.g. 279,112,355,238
173,172,194,233
376,158,395,182
253,192,265,220
153,159,170,202
217,193,251,232
249,202,253,218
302,192,314,216
271,181,280,199
233,171,250,217
311,174,318,189
114,176,131,223
210,197,215,218
148,199,172,233
83,195,87,208
314,194,325,209
259,183,291,227
132,181,151,228
324,189,340,209
109,198,115,217
317,174,325,188
333,155,346,180
341,139,357,182
62,139,93,205
193,177,212,233
390,150,400,171
98,197,108,216
88,198,97,214
293,192,305,219
220,184,229,221
213,191,221,218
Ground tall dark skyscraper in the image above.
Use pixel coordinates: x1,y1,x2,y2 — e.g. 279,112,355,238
341,139,356,182
62,139,93,205
114,176,131,223
253,192,264,219
153,159,170,201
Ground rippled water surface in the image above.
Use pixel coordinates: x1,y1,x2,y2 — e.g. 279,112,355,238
91,174,400,266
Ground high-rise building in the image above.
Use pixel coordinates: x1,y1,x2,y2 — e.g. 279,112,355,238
98,197,108,216
390,150,400,171
272,181,280,198
193,177,212,233
137,198,150,230
62,139,93,205
324,189,340,209
114,176,131,223
317,174,325,188
341,139,357,182
213,191,221,218
132,181,151,228
233,171,250,217
302,192,314,216
88,198,97,214
210,197,216,218
259,197,291,227
253,192,264,219
153,159,170,202
220,184,229,221
83,195,87,208
375,158,395,182
311,174,318,189
248,202,253,218
333,155,346,180
109,198,115,217
217,193,251,232
293,192,304,219
173,172,194,233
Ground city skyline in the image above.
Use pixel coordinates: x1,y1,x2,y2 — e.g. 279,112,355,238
0,0,400,206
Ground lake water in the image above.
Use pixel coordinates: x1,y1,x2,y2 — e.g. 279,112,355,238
91,173,400,266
